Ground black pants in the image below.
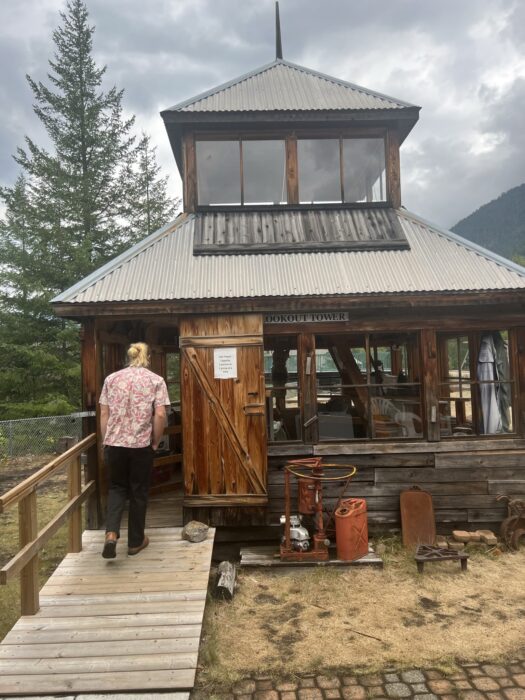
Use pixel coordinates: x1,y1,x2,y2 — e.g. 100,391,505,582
104,446,153,548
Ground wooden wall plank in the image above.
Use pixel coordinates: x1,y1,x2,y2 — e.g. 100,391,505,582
435,452,525,468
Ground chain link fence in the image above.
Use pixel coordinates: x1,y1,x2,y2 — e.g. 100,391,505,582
0,413,95,459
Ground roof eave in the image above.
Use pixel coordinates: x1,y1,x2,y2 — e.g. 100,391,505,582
53,288,525,320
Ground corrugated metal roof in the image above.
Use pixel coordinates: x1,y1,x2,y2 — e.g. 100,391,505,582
164,60,417,114
194,209,408,254
52,210,525,306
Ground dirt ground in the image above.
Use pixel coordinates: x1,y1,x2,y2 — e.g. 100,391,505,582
199,541,525,688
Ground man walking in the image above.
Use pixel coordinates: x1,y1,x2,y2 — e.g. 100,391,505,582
99,342,170,558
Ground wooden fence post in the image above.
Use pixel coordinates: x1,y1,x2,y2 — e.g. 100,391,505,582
68,455,82,553
18,490,39,615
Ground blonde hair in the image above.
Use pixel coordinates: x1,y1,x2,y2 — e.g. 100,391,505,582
127,342,150,368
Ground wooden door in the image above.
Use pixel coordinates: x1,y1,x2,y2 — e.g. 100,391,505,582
180,314,267,507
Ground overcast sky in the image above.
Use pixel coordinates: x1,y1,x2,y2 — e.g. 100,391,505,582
1,0,524,228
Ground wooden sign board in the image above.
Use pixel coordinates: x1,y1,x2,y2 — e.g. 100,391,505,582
265,311,350,324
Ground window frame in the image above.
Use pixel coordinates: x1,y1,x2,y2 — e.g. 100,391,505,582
192,129,390,210
436,330,517,439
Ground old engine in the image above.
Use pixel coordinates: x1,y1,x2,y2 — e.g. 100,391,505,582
280,514,310,551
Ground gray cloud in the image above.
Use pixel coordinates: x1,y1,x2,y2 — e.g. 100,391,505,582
0,0,524,228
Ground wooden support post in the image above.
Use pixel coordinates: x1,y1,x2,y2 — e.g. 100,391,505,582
386,129,401,209
81,319,100,529
286,134,299,204
68,455,82,553
183,132,197,213
299,333,318,443
421,329,440,442
514,327,525,437
18,490,39,615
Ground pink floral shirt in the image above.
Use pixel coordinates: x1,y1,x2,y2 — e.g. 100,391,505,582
99,367,170,448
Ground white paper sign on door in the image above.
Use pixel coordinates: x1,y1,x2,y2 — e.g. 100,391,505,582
213,347,237,379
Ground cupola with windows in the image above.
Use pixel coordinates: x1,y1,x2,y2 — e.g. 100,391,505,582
161,8,420,216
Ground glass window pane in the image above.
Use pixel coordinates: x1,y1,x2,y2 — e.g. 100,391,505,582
166,353,180,382
264,336,300,441
477,331,512,434
196,140,240,205
298,139,341,203
243,140,286,204
343,138,386,203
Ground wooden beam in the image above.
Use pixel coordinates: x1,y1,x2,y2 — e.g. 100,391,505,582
183,494,268,507
1,481,95,585
18,490,39,615
81,320,100,529
0,434,97,514
286,134,299,204
421,329,440,442
81,320,97,412
94,319,106,521
52,290,525,319
386,129,401,208
515,327,525,438
183,132,197,213
298,333,317,443
179,335,263,348
68,456,82,553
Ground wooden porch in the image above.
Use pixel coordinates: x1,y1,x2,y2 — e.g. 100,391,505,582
0,525,214,696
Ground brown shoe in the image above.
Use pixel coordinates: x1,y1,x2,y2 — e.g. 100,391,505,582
128,536,149,556
102,532,118,559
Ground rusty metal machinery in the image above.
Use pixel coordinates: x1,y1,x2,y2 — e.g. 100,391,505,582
280,457,356,562
497,495,525,550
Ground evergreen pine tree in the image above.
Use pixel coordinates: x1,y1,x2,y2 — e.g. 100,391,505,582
126,134,180,238
15,0,137,286
0,0,177,418
0,177,79,416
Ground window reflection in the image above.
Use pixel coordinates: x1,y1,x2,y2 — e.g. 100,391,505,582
438,331,514,437
243,140,286,204
196,140,240,205
343,139,386,203
315,333,422,441
298,139,341,203
264,336,301,441
195,135,388,207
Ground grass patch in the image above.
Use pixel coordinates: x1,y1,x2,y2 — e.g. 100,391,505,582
0,457,76,641
196,539,525,690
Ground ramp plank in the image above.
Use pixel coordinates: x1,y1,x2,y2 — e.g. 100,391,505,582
0,527,215,696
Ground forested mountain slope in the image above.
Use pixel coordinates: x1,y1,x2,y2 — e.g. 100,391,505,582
452,183,525,260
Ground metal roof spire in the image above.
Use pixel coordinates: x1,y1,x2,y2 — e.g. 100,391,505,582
275,1,283,60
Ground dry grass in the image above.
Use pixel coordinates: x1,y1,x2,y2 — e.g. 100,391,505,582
0,456,74,641
198,540,525,688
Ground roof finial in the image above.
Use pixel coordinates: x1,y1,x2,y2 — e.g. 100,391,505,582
275,1,283,60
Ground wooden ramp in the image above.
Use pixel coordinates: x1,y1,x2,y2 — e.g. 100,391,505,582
0,527,215,697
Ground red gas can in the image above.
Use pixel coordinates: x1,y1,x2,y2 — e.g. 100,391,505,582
334,498,368,561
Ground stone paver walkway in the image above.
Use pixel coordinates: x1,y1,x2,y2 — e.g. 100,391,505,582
192,651,525,699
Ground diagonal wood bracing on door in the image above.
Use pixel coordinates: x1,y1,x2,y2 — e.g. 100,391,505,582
183,346,267,495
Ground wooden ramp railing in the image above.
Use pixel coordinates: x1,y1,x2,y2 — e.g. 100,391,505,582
0,436,213,697
0,433,97,615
